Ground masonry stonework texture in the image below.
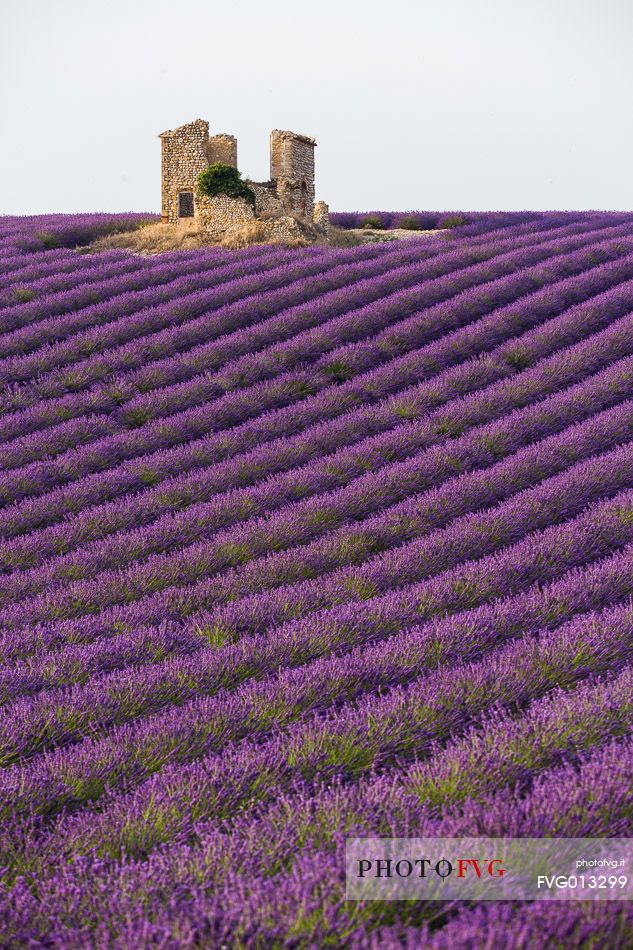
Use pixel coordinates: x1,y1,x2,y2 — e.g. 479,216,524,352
195,194,254,237
313,201,330,234
159,118,327,237
270,130,316,216
159,119,210,224
205,134,238,168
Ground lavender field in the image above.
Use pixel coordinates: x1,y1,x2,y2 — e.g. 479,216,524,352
1,211,633,948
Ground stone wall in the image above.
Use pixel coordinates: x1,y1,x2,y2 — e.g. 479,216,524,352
205,134,237,167
313,200,330,234
223,214,320,249
275,178,306,218
269,132,285,182
195,193,255,237
159,119,210,224
248,181,284,217
270,130,315,180
269,130,316,218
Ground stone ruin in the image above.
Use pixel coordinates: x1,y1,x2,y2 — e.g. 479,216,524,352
159,118,329,242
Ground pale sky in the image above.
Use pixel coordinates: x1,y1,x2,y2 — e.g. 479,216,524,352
1,0,632,215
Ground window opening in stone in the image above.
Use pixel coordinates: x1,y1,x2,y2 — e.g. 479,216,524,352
178,192,194,218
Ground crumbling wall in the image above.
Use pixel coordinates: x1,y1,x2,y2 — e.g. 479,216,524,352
223,214,320,249
313,200,330,234
270,130,315,181
160,119,209,224
195,193,255,236
205,134,238,168
248,181,284,217
270,130,316,219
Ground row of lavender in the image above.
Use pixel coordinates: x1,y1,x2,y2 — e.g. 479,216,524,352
0,241,629,612
1,212,632,948
0,213,157,255
329,208,633,234
2,225,632,458
2,352,631,626
1,210,619,254
3,218,632,514
330,210,560,230
4,215,625,398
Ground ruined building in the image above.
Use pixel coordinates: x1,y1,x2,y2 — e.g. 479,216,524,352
159,119,328,238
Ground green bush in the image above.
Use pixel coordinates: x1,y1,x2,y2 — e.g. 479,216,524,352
197,163,255,207
398,216,423,231
360,216,382,230
437,214,466,229
35,231,59,249
13,287,37,302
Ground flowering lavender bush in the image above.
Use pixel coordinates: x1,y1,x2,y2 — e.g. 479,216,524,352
0,211,633,948
0,212,157,254
328,209,606,232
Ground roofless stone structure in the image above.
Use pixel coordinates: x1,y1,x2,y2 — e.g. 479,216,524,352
159,119,328,239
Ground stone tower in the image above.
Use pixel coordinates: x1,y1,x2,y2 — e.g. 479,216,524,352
270,130,316,218
159,119,209,224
